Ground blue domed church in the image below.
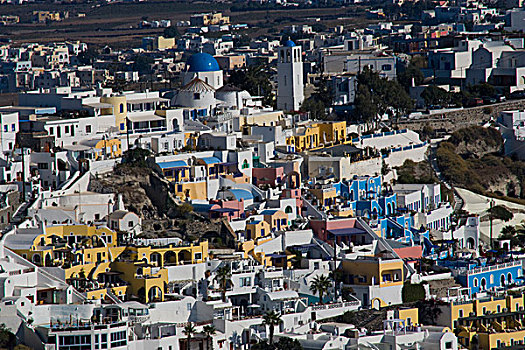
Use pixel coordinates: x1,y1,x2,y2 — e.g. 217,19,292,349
182,53,224,89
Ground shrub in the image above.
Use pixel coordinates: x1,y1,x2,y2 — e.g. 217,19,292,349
402,282,426,303
489,205,513,222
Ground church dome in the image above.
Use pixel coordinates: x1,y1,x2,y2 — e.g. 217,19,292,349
284,40,296,47
186,53,220,72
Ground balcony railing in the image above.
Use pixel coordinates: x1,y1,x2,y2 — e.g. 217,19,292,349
311,301,360,311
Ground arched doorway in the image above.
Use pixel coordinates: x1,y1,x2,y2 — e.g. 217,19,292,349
501,275,506,287
481,278,487,290
32,254,41,266
508,273,512,285
44,253,52,267
148,286,163,302
164,251,176,265
467,238,475,250
178,250,192,264
150,252,162,267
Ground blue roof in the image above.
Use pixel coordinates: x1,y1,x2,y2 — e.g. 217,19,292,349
327,228,366,236
261,209,280,215
187,53,220,72
158,160,188,169
200,156,221,165
229,189,253,201
284,40,296,47
192,203,214,212
248,220,261,225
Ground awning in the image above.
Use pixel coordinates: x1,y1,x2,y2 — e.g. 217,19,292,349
158,160,188,169
82,102,113,109
127,97,169,104
127,114,165,123
210,208,240,213
327,228,366,236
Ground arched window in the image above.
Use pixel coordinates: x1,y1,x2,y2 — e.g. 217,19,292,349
242,159,249,169
119,103,124,114
473,278,478,287
285,206,293,214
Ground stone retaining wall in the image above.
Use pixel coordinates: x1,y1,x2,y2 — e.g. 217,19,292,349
398,99,525,133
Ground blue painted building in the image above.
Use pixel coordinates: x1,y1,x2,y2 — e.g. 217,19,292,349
449,260,523,295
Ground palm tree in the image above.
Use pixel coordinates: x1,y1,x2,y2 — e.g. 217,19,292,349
183,323,196,350
214,265,231,302
202,324,216,350
262,310,283,346
310,274,332,305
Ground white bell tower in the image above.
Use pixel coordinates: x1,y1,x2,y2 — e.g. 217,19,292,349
277,40,304,111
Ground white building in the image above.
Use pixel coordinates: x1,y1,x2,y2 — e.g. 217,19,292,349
277,40,304,111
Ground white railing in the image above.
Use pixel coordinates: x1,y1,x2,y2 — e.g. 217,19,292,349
468,261,522,276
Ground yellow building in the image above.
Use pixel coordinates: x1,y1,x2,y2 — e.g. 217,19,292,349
82,138,122,160
452,295,525,349
437,295,525,330
287,121,347,152
173,180,207,200
308,186,338,210
261,209,289,231
245,220,272,240
394,307,419,326
8,224,209,304
341,257,404,288
100,95,127,132
317,121,346,145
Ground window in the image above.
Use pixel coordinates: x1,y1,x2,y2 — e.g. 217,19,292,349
381,64,392,71
65,125,69,134
86,125,92,133
194,93,201,99
458,309,463,318
49,127,54,135
37,163,49,170
119,103,124,114
120,123,125,131
110,331,126,348
445,342,453,349
3,125,6,132
194,252,202,260
11,124,15,131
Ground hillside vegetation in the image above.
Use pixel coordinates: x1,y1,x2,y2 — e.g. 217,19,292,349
436,126,525,199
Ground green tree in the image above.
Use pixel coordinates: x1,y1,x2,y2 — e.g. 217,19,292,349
228,65,274,106
214,265,231,302
132,55,154,74
121,147,151,167
262,311,283,346
0,324,16,349
301,76,334,119
421,85,451,106
163,26,180,38
398,55,426,90
353,67,413,125
468,82,495,97
202,324,216,350
416,299,443,324
489,205,513,222
77,47,99,65
183,323,196,350
310,274,332,304
402,282,426,303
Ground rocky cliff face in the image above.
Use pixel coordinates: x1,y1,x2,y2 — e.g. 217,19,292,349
89,165,221,240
